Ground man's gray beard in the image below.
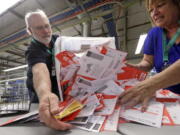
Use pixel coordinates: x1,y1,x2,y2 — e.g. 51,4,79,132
34,36,51,45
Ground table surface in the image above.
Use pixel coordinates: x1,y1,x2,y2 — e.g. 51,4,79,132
118,123,180,135
1,104,180,135
0,104,121,135
0,123,121,135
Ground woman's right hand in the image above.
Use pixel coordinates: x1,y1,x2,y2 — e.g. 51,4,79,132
124,55,153,72
125,61,141,69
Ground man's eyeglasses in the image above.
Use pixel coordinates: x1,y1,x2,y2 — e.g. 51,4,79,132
32,24,51,31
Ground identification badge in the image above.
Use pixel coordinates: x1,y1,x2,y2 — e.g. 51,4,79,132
52,66,56,76
162,61,170,71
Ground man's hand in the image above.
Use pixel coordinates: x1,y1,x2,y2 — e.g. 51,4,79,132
39,93,73,130
118,82,156,112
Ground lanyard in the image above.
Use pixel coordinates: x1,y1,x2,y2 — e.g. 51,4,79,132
162,23,180,62
47,48,55,63
32,38,55,62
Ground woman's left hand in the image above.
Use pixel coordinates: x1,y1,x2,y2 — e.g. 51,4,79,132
118,82,156,112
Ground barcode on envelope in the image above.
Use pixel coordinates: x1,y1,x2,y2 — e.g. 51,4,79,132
113,59,121,69
78,78,92,86
86,51,104,61
73,117,89,123
85,122,93,129
92,123,101,131
80,117,89,122
97,85,108,92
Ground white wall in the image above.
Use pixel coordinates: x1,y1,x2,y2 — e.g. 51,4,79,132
116,1,152,63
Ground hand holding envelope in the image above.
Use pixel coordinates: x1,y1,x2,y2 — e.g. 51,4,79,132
39,93,73,130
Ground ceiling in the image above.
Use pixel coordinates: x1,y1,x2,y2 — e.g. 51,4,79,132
0,0,141,75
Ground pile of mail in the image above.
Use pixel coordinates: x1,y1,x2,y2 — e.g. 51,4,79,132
1,37,180,130
54,37,148,132
54,37,180,131
0,110,39,126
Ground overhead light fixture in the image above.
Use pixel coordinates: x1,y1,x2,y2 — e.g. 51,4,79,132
0,0,22,15
3,64,28,72
0,76,27,83
135,33,147,54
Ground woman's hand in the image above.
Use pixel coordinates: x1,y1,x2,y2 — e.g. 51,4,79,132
125,61,141,69
118,82,156,112
125,54,154,72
